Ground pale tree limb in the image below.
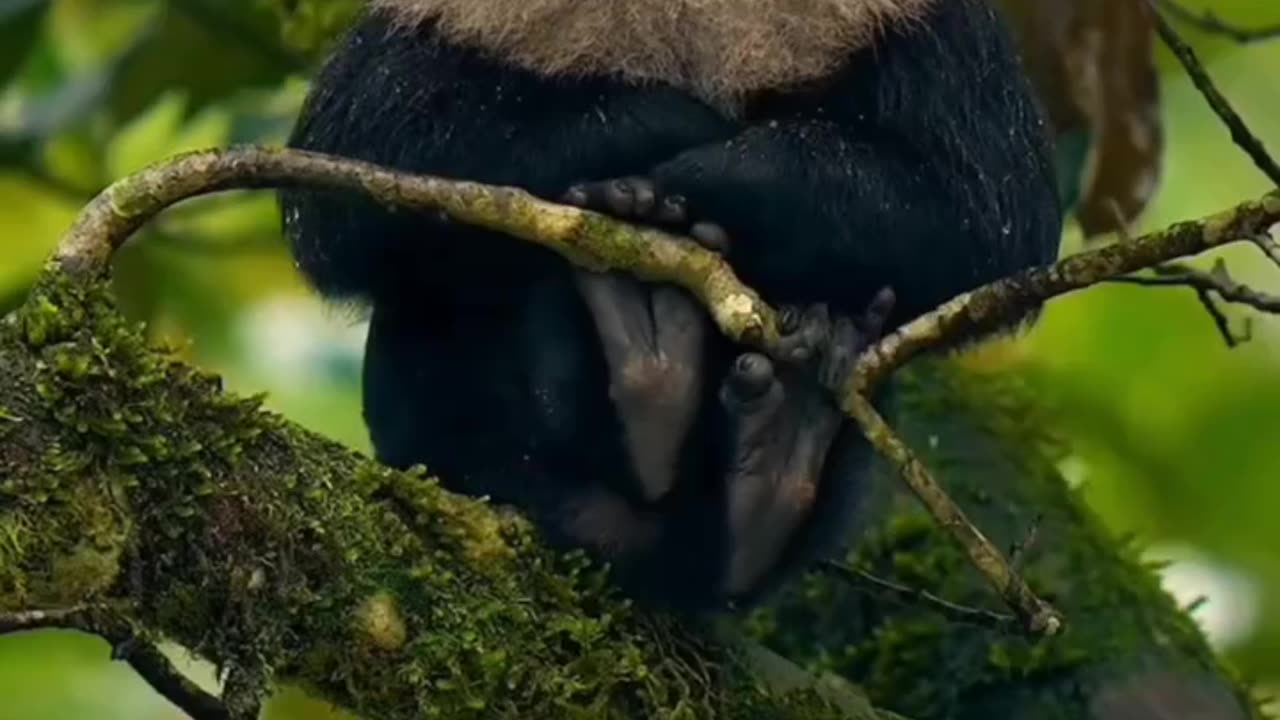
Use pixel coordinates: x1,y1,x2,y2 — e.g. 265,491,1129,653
54,147,780,351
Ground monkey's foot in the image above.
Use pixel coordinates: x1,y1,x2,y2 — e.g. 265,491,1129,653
562,179,733,504
717,351,843,597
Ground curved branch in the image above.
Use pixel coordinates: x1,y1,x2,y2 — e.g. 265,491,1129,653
54,146,780,350
852,193,1280,392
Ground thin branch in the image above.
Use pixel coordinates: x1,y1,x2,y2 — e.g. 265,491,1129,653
1252,232,1280,268
1148,0,1280,187
853,192,1280,392
821,561,1016,632
839,394,1061,634
1107,259,1275,346
1112,259,1280,312
1154,0,1280,44
0,607,230,720
1197,286,1251,347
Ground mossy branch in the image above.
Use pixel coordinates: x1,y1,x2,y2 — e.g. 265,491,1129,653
41,146,1280,638
0,274,886,719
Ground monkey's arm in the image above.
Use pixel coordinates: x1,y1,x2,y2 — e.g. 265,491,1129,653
281,16,736,305
650,1,1061,321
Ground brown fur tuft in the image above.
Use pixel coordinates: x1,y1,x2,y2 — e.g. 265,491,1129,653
369,0,937,104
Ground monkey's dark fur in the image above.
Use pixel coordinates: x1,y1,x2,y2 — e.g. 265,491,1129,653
281,0,1061,611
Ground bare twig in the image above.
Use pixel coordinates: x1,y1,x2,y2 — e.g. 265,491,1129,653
1106,182,1269,348
1252,232,1280,268
1108,259,1275,345
1196,286,1251,347
1154,0,1280,44
1114,259,1280,311
840,394,1061,634
0,607,230,720
1148,0,1280,187
852,192,1280,392
821,561,1016,632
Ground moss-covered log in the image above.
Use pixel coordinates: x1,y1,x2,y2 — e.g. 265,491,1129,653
0,269,885,720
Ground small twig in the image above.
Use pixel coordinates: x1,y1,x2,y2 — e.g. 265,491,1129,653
821,561,1017,631
1100,202,1252,345
0,606,231,720
1196,286,1251,347
1111,259,1280,312
1148,0,1280,187
1252,232,1280,268
840,394,1062,635
1154,0,1280,44
1107,260,1271,346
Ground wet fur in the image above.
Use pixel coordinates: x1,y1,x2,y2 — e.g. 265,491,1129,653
371,0,936,104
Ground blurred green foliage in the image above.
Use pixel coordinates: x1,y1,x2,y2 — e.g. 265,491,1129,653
0,1,1278,718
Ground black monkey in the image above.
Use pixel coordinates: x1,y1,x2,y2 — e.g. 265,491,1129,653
280,0,1061,610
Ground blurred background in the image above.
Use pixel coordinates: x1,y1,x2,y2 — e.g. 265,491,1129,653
0,1,1277,718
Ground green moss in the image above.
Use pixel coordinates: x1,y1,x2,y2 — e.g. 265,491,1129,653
0,269,872,719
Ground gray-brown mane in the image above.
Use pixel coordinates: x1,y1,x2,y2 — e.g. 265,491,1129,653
371,0,936,105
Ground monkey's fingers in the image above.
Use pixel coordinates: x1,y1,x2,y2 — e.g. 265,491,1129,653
856,285,897,339
775,304,831,365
